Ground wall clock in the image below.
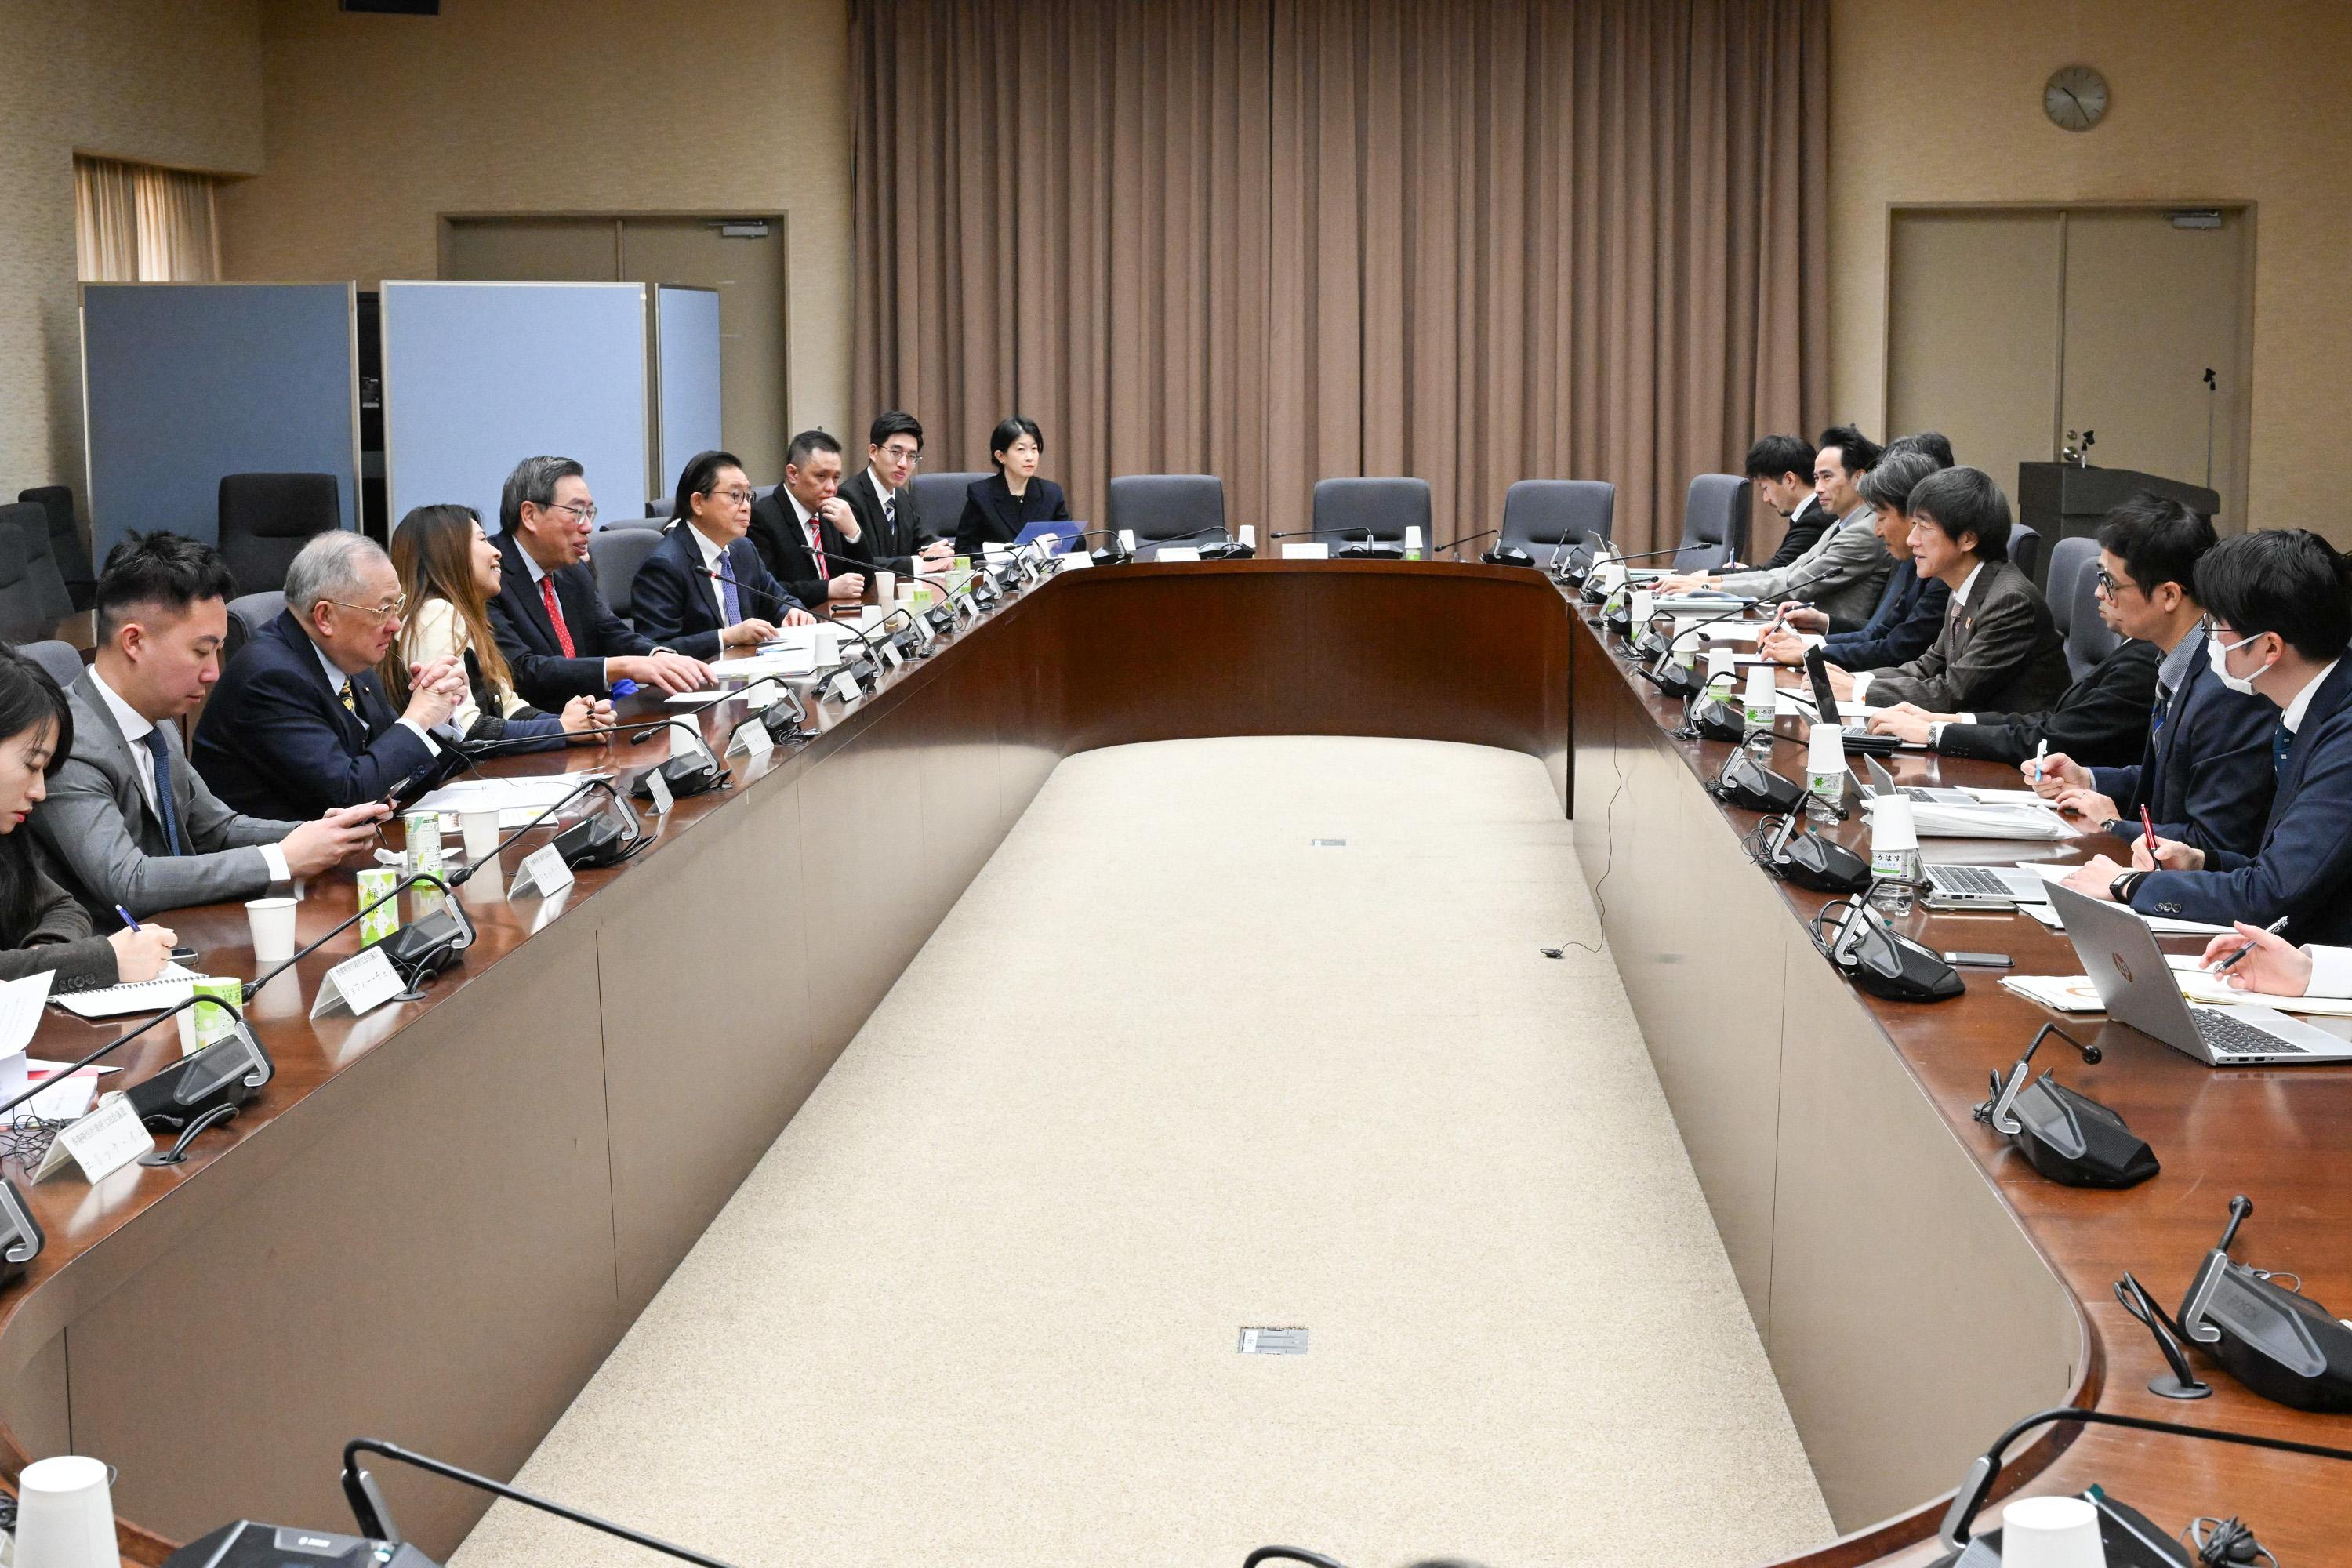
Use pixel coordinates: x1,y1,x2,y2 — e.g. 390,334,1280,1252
2045,65,2109,132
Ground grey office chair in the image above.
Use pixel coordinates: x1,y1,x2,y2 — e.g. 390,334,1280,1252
218,474,341,596
16,486,94,612
1108,474,1227,548
2009,521,2043,584
2048,536,2118,681
590,525,666,624
647,499,675,519
907,471,987,541
599,516,662,531
14,640,85,690
0,529,53,645
1499,481,1615,564
223,590,287,666
1311,477,1432,554
753,484,777,505
1674,474,1751,572
0,503,72,630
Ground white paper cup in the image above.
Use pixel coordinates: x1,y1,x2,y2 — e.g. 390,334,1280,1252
871,568,895,606
1997,1495,2107,1568
814,626,840,665
459,808,501,862
245,897,298,963
16,1454,119,1568
1870,793,1919,852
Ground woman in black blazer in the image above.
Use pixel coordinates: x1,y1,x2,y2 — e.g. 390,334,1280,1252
955,416,1072,556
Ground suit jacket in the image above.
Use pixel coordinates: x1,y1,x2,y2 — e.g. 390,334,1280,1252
1823,565,1949,670
487,530,654,709
630,524,804,659
0,860,118,992
2132,658,2352,945
1757,492,1832,572
34,670,303,920
2090,630,2281,859
749,490,873,607
1860,560,2070,716
192,609,437,821
1715,506,1891,625
839,467,930,575
954,474,1070,556
1934,637,2159,769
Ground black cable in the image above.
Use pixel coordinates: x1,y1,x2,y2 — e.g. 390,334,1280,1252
1542,738,1622,959
2187,1515,2274,1566
1243,1551,1354,1568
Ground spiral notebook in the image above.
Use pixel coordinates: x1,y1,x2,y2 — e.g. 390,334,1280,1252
49,962,198,1019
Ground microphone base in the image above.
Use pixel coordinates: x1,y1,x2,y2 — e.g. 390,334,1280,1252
1334,543,1406,561
1200,541,1255,560
0,1175,43,1287
125,1025,274,1133
1483,546,1535,568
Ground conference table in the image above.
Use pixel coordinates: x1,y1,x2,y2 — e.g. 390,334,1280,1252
0,558,2341,1565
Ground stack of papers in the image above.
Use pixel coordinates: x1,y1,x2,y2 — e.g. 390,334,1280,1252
2016,901,2233,936
2002,960,2352,1018
410,774,612,831
1865,796,2074,840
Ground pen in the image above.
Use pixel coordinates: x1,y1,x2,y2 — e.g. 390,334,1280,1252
2212,915,2292,975
114,905,140,931
2031,739,2046,783
2140,804,2158,858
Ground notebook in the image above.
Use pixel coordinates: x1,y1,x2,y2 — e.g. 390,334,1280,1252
50,962,199,1019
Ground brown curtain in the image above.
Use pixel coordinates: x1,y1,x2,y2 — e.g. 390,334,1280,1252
75,155,220,284
854,0,1827,554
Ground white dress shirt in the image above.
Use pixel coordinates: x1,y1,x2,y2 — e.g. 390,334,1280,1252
1852,561,1982,709
92,666,290,881
2281,659,2339,735
310,639,438,753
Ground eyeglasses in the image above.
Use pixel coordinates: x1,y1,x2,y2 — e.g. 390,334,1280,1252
543,499,599,524
2093,568,2133,597
879,446,923,466
702,488,755,507
325,593,408,622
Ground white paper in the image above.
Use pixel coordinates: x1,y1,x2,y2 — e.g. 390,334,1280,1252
509,843,575,901
2018,901,2234,937
728,716,775,760
411,775,599,821
1281,543,1330,561
1153,545,1201,563
0,971,54,1058
38,1096,152,1184
310,946,406,1020
22,1069,99,1120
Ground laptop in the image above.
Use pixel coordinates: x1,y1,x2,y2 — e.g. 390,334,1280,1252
1862,753,1976,808
2048,884,2352,1065
1012,520,1087,554
1802,647,1902,755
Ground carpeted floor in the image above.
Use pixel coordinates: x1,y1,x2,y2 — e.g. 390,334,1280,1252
452,736,1833,1568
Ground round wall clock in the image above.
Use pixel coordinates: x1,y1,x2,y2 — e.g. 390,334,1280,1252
2045,65,2109,132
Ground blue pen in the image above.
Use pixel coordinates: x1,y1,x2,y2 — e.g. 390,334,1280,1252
114,904,140,931
610,679,639,699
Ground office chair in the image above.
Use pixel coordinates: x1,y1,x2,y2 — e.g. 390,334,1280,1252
2008,521,2043,584
16,486,94,612
2047,535,2118,681
1675,474,1751,572
590,526,666,623
218,473,341,596
0,529,56,644
0,503,73,631
223,590,288,666
1107,474,1227,548
13,640,85,690
1311,477,1432,549
1499,480,1615,560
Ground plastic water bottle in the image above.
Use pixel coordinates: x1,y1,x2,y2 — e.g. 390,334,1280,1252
1868,795,1922,914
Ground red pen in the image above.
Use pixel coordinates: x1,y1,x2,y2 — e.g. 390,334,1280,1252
2140,804,2158,858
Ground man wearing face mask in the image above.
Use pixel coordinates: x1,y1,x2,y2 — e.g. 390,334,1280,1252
2062,528,2352,945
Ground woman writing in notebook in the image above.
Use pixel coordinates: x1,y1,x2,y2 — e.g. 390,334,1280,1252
0,651,176,988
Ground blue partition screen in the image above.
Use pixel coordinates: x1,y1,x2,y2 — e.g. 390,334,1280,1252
383,282,648,532
81,283,358,557
656,285,724,488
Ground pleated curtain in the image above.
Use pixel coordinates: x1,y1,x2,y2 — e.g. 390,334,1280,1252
75,155,221,284
853,0,1827,553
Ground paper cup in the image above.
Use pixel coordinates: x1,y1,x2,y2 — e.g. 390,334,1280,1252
871,568,895,606
16,1454,119,1568
1870,793,1919,852
1996,1495,2107,1568
245,897,298,963
814,626,840,665
459,809,501,862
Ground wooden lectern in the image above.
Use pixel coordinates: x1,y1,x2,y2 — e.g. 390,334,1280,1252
2015,463,2221,586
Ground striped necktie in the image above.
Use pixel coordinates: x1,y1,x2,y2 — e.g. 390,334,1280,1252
2274,720,2293,778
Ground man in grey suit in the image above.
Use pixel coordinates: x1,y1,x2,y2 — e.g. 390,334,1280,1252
1658,425,1893,625
32,532,385,924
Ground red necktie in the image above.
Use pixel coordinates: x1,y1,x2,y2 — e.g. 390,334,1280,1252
806,516,829,576
539,575,576,658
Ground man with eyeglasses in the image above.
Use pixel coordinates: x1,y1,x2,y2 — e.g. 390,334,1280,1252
2057,527,2352,941
488,455,714,709
194,530,472,821
839,412,953,577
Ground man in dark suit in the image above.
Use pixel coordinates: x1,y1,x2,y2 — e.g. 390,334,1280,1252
192,531,470,821
2063,528,2352,945
840,412,953,578
1832,466,2068,717
35,532,386,920
1760,450,1950,671
2021,497,2276,858
485,455,713,709
748,430,873,607
1744,434,1831,572
630,463,811,659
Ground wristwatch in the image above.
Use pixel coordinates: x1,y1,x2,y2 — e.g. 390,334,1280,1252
2111,869,2147,904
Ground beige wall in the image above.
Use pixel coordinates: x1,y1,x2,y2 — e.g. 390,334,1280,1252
219,0,855,443
1829,0,2352,539
0,1,263,497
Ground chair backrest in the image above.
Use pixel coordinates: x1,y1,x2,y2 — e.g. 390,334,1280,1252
591,525,666,622
1311,477,1432,545
2008,521,2043,584
13,639,85,690
647,499,675,519
218,473,342,596
1107,474,1227,544
906,471,985,534
0,528,49,645
2047,535,2118,680
1500,480,1616,554
223,590,287,666
600,517,662,531
16,486,93,611
1675,474,1751,572
0,503,71,630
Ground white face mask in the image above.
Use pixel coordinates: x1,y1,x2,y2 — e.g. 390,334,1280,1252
2207,628,2267,696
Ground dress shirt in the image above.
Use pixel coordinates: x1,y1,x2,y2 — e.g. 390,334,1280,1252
313,641,437,753
788,491,834,567
2282,660,2339,735
2154,626,2201,708
92,668,290,882
689,524,736,623
1854,563,1982,707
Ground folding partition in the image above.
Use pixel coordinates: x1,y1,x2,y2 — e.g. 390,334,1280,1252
654,285,723,492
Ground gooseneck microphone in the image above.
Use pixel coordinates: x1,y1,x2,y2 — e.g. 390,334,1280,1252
1132,524,1255,560
628,673,797,743
341,1436,742,1568
1440,528,1501,559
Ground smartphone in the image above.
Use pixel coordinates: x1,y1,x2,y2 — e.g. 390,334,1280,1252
1940,950,2014,967
169,946,200,964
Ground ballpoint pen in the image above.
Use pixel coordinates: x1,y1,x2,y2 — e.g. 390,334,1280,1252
2212,915,2292,976
2140,804,2158,859
2031,739,2047,783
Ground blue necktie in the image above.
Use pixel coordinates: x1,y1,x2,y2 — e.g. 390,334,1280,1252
719,558,741,626
2273,720,2293,778
140,727,186,855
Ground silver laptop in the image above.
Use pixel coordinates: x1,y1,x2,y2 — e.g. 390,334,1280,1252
2048,884,2352,1065
1863,754,1975,808
1921,862,2054,906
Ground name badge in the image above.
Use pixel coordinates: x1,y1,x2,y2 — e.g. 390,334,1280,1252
310,946,406,1020
509,843,575,901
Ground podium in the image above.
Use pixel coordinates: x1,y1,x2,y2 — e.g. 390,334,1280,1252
2016,463,2220,585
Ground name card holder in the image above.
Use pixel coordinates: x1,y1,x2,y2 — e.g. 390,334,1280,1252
828,670,863,706
644,767,676,815
310,946,407,1020
34,1095,153,1184
1154,546,1201,563
727,715,776,760
1283,543,1330,561
509,844,575,902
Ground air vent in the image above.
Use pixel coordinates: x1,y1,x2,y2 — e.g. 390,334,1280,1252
2167,209,2223,230
1238,1327,1309,1354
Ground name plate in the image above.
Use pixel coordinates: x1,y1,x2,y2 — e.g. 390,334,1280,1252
879,638,905,670
953,593,981,624
1282,543,1330,561
727,714,775,760
35,1094,153,1184
310,946,406,1020
911,609,938,645
1058,551,1093,572
510,843,575,901
829,670,863,705
644,766,676,815
1154,546,1201,563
